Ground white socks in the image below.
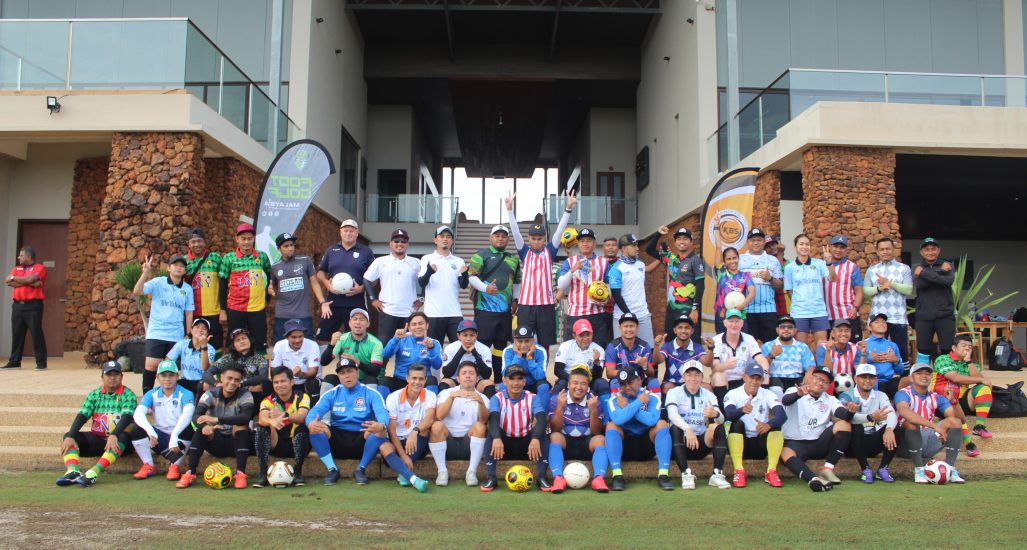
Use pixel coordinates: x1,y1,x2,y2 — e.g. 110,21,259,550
429,441,448,474
132,438,154,466
469,437,487,472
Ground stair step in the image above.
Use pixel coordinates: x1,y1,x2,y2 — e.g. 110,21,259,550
3,394,84,409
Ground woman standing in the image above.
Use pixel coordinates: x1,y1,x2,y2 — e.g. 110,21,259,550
714,247,755,334
783,234,835,347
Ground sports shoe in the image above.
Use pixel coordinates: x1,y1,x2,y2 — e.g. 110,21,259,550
681,468,696,490
591,475,609,493
657,475,674,491
411,476,429,493
166,464,181,481
913,467,928,484
860,468,875,484
292,475,306,487
818,467,842,485
465,469,479,486
538,476,553,492
808,477,832,492
763,469,783,488
480,477,497,492
175,471,196,488
966,442,981,458
1,362,21,369
551,475,567,493
34,365,47,371
324,468,341,486
611,475,626,491
233,471,247,489
133,464,157,480
876,466,895,483
435,470,449,486
354,467,368,485
973,424,993,439
948,467,966,484
252,476,268,488
732,468,747,488
74,472,97,488
56,470,82,487
397,475,411,487
709,469,731,489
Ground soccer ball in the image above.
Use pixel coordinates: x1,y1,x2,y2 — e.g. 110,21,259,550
331,272,355,294
834,374,855,393
924,460,951,485
587,281,611,304
563,462,591,489
505,464,534,492
724,291,746,311
116,355,133,373
267,461,294,488
561,228,579,248
203,461,233,489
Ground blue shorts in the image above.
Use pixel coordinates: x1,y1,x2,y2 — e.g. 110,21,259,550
794,316,830,333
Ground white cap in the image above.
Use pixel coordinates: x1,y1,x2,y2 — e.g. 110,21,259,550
490,225,509,235
682,360,704,375
340,219,359,229
910,362,933,374
854,363,877,377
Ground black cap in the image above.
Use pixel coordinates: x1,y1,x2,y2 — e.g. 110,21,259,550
747,228,766,239
811,366,834,382
617,368,640,384
391,229,409,240
673,227,693,239
920,237,940,249
513,326,535,339
619,234,638,247
101,360,122,374
187,228,206,240
832,318,852,328
505,364,527,377
528,224,546,236
619,312,639,325
870,313,888,323
275,232,297,248
672,314,695,328
336,358,358,372
168,254,187,266
577,228,596,240
776,315,796,327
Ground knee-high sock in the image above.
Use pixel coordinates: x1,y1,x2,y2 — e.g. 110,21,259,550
904,427,925,468
254,427,271,476
605,429,624,474
292,432,309,475
429,441,448,474
233,430,250,473
359,434,387,470
492,348,504,384
186,432,207,473
727,432,745,471
87,442,125,477
63,447,81,472
766,431,784,471
784,456,817,482
971,384,992,425
537,437,550,477
713,386,728,411
142,370,156,395
712,424,728,471
549,442,565,476
851,432,870,469
880,444,896,468
309,432,337,471
824,430,851,469
383,451,417,481
944,427,963,466
591,445,608,478
655,427,671,475
132,437,155,466
671,427,689,472
962,422,971,446
484,436,497,478
469,436,486,473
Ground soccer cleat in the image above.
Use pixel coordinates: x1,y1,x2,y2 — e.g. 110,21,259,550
966,442,981,458
876,466,895,483
591,475,610,493
808,477,832,492
551,475,567,493
611,475,626,491
133,464,157,480
411,476,429,493
233,471,247,489
465,470,479,486
56,470,82,487
537,476,553,492
913,467,928,484
436,471,449,486
354,467,369,485
397,475,411,487
972,424,993,439
764,470,783,488
709,470,731,489
252,476,268,488
949,468,966,484
818,467,842,485
166,464,181,481
479,477,497,492
681,468,696,490
732,468,747,488
860,468,875,484
292,475,306,487
324,468,341,486
35,365,47,371
175,471,196,488
74,472,97,488
657,475,675,491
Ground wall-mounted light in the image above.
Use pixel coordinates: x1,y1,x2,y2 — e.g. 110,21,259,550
663,56,671,62
46,96,61,114
316,17,324,23
686,18,695,24
335,49,342,54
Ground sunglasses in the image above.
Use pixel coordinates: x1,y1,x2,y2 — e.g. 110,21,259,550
778,324,795,329
392,238,409,244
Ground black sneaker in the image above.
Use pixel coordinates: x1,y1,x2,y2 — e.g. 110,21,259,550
479,477,497,492
34,365,47,371
809,477,832,492
537,476,553,492
354,467,369,485
292,475,306,487
1,363,21,369
611,475,626,491
74,473,97,488
56,470,81,487
323,468,340,486
657,475,674,491
252,476,268,488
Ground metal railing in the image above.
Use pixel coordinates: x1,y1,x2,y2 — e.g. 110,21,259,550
366,194,460,224
0,18,299,152
544,195,637,225
709,68,1027,174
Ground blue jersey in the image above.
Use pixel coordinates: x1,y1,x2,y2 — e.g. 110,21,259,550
604,391,661,436
863,335,902,382
165,338,216,381
761,338,816,379
659,339,705,384
604,337,653,382
502,344,549,386
548,392,604,437
382,335,442,380
307,382,389,432
737,252,782,314
784,258,830,318
143,276,195,342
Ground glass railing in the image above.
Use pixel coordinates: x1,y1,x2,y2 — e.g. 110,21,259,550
366,194,460,224
0,18,299,152
711,68,1027,173
544,195,637,226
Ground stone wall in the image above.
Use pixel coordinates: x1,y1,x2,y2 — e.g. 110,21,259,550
65,158,108,351
640,213,702,336
753,170,781,239
801,146,900,271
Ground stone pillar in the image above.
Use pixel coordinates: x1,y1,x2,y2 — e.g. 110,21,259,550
801,146,900,272
752,170,781,239
65,158,108,351
641,213,703,336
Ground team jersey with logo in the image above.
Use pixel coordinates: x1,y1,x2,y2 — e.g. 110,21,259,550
270,255,317,319
737,251,783,314
219,248,271,312
824,259,863,320
865,260,913,325
331,332,384,381
386,388,438,439
382,335,442,380
143,276,195,342
319,242,375,308
437,387,489,437
815,342,863,376
714,269,753,318
607,257,650,318
603,337,653,382
712,332,763,382
604,391,661,436
665,386,719,436
894,386,952,427
419,251,466,318
762,338,816,379
548,391,604,437
490,389,543,438
784,257,831,318
9,262,46,301
502,344,549,387
839,388,896,434
364,254,420,317
270,338,322,385
659,339,706,384
139,386,195,434
931,352,973,393
196,387,254,435
723,386,780,438
166,338,216,381
517,245,558,306
554,339,605,380
657,251,705,314
468,246,520,313
557,254,610,317
186,250,222,316
781,387,842,440
308,382,389,431
79,385,138,437
260,391,311,438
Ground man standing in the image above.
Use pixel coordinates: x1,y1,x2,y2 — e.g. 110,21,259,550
468,225,521,383
365,228,421,344
645,226,705,339
608,235,654,345
269,232,329,342
913,237,955,359
134,254,194,395
824,235,864,342
737,229,783,344
219,223,272,352
419,225,468,344
558,228,612,347
315,219,374,342
184,229,223,351
863,237,914,368
4,246,47,370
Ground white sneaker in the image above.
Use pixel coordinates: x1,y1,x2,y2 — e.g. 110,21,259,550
914,467,928,484
465,469,479,486
708,469,731,489
435,470,449,486
948,468,966,484
681,468,696,490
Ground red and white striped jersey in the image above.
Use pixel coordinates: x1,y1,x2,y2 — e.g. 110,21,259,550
824,259,862,320
821,342,860,376
896,386,939,427
559,254,610,317
497,390,535,437
518,245,557,306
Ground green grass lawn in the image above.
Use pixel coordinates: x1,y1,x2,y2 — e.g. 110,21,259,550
2,471,1026,549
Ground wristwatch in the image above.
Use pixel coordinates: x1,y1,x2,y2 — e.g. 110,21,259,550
412,427,420,434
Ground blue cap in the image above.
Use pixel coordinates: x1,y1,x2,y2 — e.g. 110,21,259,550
830,235,849,246
744,364,765,378
283,319,307,336
457,319,478,333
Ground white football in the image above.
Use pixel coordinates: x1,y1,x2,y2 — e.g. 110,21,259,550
331,272,355,294
924,459,951,485
563,462,591,489
724,291,746,311
834,374,854,393
267,460,294,488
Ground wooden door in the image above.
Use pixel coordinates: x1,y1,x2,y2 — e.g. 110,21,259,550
596,172,625,224
17,221,68,357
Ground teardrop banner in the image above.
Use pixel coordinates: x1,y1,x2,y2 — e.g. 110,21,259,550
253,139,336,263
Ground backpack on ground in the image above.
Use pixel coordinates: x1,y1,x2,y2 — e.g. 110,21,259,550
989,337,1025,371
989,382,1027,418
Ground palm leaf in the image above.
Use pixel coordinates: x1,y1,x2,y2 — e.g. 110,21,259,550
951,256,1019,332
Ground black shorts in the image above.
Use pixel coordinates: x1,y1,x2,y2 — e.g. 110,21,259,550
324,427,367,460
784,428,835,461
475,310,512,348
315,305,359,342
70,431,133,457
428,316,462,345
496,434,534,460
564,434,598,461
445,435,472,460
227,309,268,352
202,431,250,459
621,433,656,461
376,312,408,344
845,428,886,459
670,426,715,460
565,313,612,348
769,376,803,391
197,314,224,351
145,339,176,359
516,304,557,347
746,312,778,343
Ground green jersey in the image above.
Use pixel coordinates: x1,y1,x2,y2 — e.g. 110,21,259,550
332,332,384,381
468,245,521,312
78,385,138,437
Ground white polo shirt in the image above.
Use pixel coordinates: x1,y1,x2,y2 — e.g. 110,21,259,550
713,332,763,382
419,251,465,318
724,386,780,438
386,387,438,439
364,254,420,317
442,340,493,377
270,338,322,385
781,387,842,441
436,387,488,437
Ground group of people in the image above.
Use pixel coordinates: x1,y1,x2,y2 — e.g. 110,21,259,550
53,191,994,492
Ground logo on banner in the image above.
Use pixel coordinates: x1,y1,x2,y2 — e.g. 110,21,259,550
293,149,311,171
708,209,748,251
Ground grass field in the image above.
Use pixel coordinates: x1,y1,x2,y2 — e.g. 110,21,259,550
2,471,1026,549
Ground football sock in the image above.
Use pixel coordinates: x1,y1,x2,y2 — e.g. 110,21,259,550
880,446,896,469
961,422,971,446
713,385,728,411
784,456,816,483
971,384,992,424
536,447,549,477
904,427,925,468
310,432,337,470
429,441,448,474
944,427,962,465
484,436,497,478
233,430,250,472
360,434,387,470
654,427,672,471
468,436,487,472
727,432,745,471
549,443,565,477
826,430,851,468
591,446,608,478
132,437,155,466
88,441,125,476
186,434,205,473
254,427,271,474
605,429,624,471
766,431,784,471
292,432,309,476
492,349,504,384
612,468,623,477
63,448,81,472
384,452,415,481
671,428,689,471
712,424,728,470
142,370,156,395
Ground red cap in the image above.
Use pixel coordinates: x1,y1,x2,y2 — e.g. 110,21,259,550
573,318,593,335
236,223,255,235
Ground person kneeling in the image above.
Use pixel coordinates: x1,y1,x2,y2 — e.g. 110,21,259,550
253,366,311,487
549,365,609,493
894,362,965,484
604,368,674,491
428,361,490,486
385,365,436,487
666,360,730,490
130,360,194,481
779,367,854,492
481,365,551,492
